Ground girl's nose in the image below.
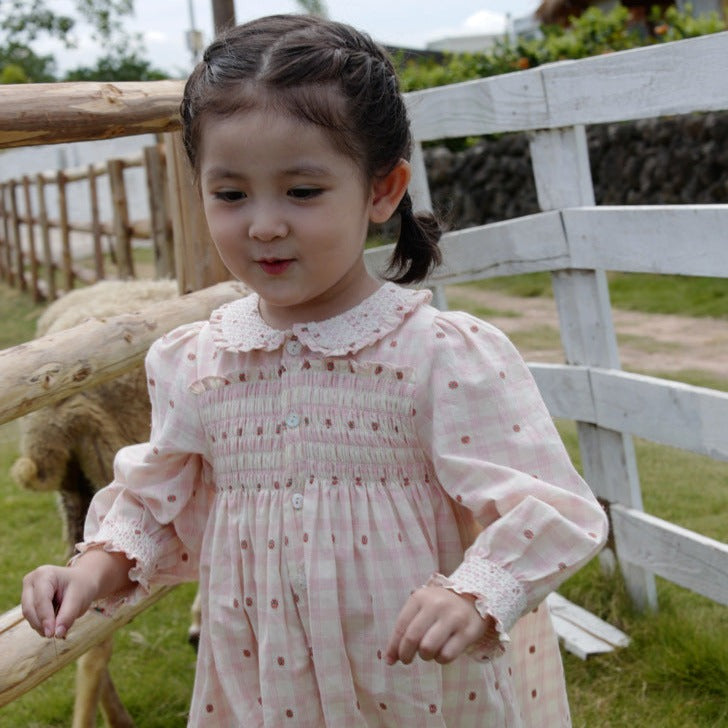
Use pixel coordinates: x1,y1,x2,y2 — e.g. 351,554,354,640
248,207,288,241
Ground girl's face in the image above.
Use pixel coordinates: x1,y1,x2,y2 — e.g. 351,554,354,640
198,109,407,329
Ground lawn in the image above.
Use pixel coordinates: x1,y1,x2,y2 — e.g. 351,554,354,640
0,276,726,727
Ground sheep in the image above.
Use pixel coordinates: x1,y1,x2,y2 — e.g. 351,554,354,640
11,279,185,728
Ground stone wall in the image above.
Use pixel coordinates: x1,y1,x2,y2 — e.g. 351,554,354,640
421,111,728,231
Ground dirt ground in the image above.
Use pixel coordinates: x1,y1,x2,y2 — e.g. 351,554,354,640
449,285,728,381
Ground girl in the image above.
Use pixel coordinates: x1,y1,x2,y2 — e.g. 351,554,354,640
23,15,608,727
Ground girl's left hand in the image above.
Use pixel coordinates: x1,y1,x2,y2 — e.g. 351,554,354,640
384,585,493,665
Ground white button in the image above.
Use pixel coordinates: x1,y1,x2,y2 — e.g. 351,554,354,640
292,493,304,510
285,413,300,428
286,339,302,356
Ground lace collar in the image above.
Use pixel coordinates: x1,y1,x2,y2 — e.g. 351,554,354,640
209,282,432,356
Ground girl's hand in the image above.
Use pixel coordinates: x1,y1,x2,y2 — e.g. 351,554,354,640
22,564,100,639
384,585,493,665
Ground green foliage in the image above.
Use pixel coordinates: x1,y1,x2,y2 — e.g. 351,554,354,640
398,3,727,92
0,41,56,83
64,50,167,81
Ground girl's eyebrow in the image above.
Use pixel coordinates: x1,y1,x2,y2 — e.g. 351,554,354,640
202,163,332,181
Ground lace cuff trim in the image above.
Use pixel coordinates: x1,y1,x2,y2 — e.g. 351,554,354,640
72,519,159,614
427,558,527,662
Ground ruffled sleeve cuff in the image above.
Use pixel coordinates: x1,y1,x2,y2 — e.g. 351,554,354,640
71,518,169,614
427,558,527,662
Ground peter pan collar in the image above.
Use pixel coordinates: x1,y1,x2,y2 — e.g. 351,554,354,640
209,282,432,356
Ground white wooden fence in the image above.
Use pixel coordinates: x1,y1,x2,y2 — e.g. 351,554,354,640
366,30,728,611
0,29,727,705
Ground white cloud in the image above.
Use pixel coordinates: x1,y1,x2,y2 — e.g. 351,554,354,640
464,10,508,34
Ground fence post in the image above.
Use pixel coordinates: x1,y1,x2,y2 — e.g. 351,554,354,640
0,183,12,285
164,131,229,293
107,159,134,279
35,174,56,301
528,125,658,611
8,181,26,292
87,164,104,281
21,176,41,301
144,144,174,278
56,170,74,292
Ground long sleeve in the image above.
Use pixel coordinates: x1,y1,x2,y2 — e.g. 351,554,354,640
74,321,212,608
413,311,608,655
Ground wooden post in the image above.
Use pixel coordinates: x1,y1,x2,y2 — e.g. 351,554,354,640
0,183,12,284
21,176,41,301
88,163,105,281
35,174,56,301
529,125,657,611
56,170,74,292
107,158,134,279
8,181,26,291
164,131,229,293
144,144,174,278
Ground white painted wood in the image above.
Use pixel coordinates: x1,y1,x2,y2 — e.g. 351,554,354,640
406,33,728,141
564,206,728,278
529,125,656,609
547,593,630,654
549,614,615,660
611,505,728,607
530,365,728,462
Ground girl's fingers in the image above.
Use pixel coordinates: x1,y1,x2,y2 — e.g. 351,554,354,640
384,595,421,664
22,569,58,637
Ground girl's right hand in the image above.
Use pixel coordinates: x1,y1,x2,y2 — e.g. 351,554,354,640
22,564,100,639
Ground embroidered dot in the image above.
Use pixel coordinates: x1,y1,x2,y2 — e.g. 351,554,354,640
293,592,300,603
258,697,262,706
494,681,500,690
309,475,315,484
331,533,336,543
348,421,355,429
468,691,477,701
221,432,227,440
532,606,539,613
277,656,285,666
268,539,275,549
461,435,471,444
559,562,568,571
396,371,404,380
237,428,243,436
356,700,361,710
206,704,214,713
286,709,294,718
377,650,382,660
257,426,263,436
134,528,141,535
284,536,289,546
167,494,176,502
390,340,398,348
169,399,175,408
379,703,387,710
239,373,246,381
398,532,403,542
470,325,479,333
436,332,445,339
429,704,437,714
449,380,459,389
531,689,538,699
529,645,536,653
233,598,239,608
210,435,217,443
274,481,280,489
243,649,251,657
589,531,598,538
148,378,156,386
325,419,332,428
361,535,368,545
187,352,196,360
303,360,311,369
412,408,417,416
181,552,188,562
246,597,253,607
303,532,309,543
508,667,512,676
327,362,335,371
499,371,506,379
371,422,380,431
513,424,521,432
271,599,279,609
152,447,159,455
524,529,534,540
375,365,383,375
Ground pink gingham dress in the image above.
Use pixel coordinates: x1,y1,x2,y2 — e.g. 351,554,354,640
79,282,607,727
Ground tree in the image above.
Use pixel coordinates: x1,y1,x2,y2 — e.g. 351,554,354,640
0,0,167,82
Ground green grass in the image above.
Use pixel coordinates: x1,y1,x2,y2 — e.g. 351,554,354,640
1,277,727,726
466,271,728,319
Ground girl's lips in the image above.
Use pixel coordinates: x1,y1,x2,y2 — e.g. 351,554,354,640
258,259,293,275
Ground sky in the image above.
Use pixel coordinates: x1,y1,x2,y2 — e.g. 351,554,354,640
42,0,541,78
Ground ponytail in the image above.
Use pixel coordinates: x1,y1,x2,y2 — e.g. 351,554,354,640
385,191,443,285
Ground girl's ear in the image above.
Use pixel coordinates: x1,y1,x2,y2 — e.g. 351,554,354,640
369,159,411,224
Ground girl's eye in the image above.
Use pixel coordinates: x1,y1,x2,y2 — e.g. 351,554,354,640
288,187,323,200
214,190,245,203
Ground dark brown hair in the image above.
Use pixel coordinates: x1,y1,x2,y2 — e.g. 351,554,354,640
180,14,441,284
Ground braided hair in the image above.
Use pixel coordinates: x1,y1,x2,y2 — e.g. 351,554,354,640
180,14,441,284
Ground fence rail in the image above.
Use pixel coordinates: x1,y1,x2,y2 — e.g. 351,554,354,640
0,30,727,705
